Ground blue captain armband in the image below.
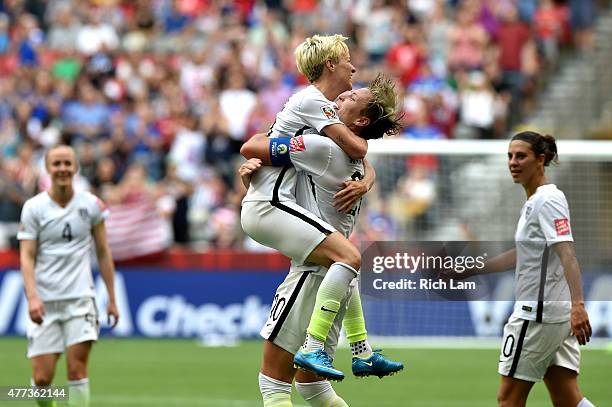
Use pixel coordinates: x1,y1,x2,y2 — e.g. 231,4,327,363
269,138,293,166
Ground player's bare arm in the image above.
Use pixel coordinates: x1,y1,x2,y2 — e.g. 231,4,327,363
92,221,119,328
240,134,273,165
333,158,375,213
20,239,44,324
553,241,592,345
322,123,367,160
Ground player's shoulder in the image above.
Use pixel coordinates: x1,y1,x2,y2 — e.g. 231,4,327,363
295,85,332,107
23,191,51,211
534,184,568,208
78,190,107,211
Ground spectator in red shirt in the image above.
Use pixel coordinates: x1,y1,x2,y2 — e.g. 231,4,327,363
386,25,426,87
534,0,563,68
496,5,535,126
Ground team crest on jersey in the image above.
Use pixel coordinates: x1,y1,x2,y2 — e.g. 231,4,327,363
290,136,305,152
321,105,337,119
554,218,570,235
79,208,89,220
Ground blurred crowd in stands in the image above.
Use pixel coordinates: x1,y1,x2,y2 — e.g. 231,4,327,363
0,0,601,256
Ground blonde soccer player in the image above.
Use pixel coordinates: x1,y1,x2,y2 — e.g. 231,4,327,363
18,145,118,407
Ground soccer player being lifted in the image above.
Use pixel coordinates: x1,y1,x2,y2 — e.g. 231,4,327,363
241,33,402,382
242,74,402,407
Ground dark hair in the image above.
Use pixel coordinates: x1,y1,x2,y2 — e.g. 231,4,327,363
511,131,558,166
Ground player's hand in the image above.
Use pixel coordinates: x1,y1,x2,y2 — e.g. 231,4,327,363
570,302,591,345
239,158,262,188
28,297,45,324
333,180,367,213
107,300,120,328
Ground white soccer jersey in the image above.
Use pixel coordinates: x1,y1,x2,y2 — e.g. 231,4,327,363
290,134,364,239
18,190,109,301
242,85,342,203
513,184,574,323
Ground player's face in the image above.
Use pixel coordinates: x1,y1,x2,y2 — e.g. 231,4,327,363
46,147,77,188
507,140,542,184
336,88,372,127
332,52,356,93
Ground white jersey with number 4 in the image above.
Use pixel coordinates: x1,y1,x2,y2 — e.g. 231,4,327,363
242,85,342,203
17,190,109,302
513,184,573,323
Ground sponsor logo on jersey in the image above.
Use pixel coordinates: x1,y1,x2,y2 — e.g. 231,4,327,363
554,219,570,235
321,105,337,119
524,206,532,217
290,136,305,152
79,208,89,220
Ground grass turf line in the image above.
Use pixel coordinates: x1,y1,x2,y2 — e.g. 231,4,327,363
0,338,609,407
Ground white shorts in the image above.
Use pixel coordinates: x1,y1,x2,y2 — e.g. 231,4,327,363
498,315,580,382
241,200,336,265
26,297,99,358
260,268,355,357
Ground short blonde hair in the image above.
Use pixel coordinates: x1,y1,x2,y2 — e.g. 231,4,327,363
295,34,349,83
360,74,402,139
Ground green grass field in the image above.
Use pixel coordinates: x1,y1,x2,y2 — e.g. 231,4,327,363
0,337,609,407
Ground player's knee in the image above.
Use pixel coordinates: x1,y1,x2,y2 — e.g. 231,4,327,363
497,388,513,407
32,373,53,387
67,362,87,381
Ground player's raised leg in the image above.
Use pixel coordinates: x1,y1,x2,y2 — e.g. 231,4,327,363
344,286,403,378
293,233,360,381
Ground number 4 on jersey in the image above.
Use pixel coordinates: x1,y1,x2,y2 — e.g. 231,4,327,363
62,223,72,242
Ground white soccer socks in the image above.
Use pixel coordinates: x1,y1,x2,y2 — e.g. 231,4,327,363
259,373,293,407
296,380,349,407
30,378,57,407
577,398,595,407
67,378,90,407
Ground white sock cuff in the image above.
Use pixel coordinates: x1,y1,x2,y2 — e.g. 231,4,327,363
295,380,332,401
258,373,292,396
67,378,89,386
30,378,51,388
577,397,595,407
331,262,358,277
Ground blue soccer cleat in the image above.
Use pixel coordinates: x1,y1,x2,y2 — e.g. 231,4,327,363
294,349,345,381
352,349,404,378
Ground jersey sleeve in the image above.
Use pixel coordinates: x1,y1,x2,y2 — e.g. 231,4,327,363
289,134,333,176
89,193,109,226
299,94,342,133
537,194,574,245
17,199,38,241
